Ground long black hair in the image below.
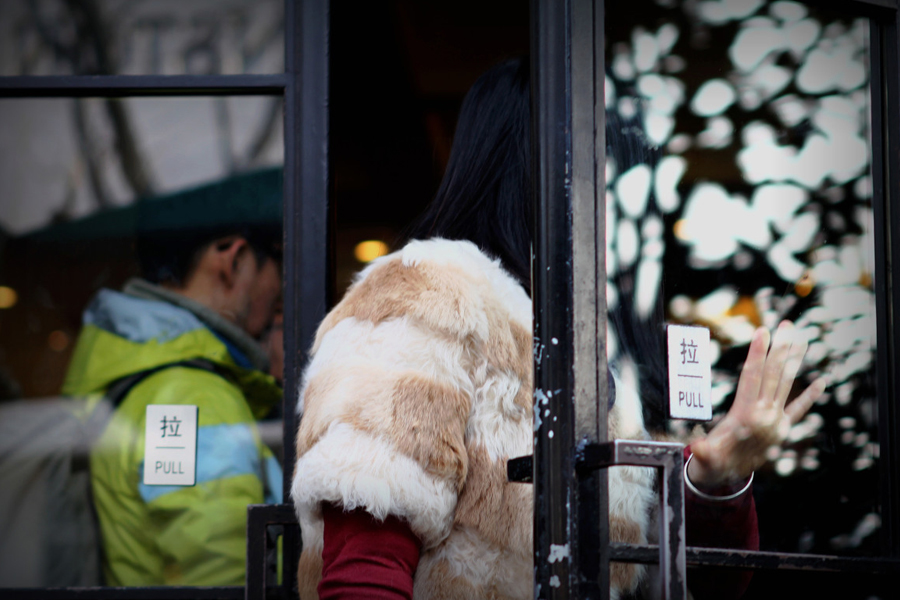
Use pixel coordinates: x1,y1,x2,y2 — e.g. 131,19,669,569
405,58,658,291
407,57,670,431
404,57,533,289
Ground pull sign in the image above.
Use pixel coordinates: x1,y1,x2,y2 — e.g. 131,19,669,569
667,324,712,422
144,405,198,486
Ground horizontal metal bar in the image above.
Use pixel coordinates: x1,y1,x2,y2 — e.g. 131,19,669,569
848,0,898,9
513,451,900,574
577,439,683,473
246,504,299,600
246,503,299,596
507,455,533,483
0,75,287,98
509,440,686,482
247,503,297,525
807,0,898,14
0,587,243,599
611,544,900,574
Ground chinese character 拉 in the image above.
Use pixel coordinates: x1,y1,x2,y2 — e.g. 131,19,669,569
680,339,699,365
160,416,182,438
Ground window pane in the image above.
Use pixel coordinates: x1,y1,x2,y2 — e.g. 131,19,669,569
740,567,892,599
330,0,529,299
0,96,284,587
0,0,283,77
605,0,880,560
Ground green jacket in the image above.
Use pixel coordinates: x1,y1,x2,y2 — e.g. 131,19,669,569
63,279,282,586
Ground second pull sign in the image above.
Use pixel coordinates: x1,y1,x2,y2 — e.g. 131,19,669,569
667,324,712,422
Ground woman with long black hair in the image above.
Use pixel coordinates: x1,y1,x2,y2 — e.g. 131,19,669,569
290,57,825,600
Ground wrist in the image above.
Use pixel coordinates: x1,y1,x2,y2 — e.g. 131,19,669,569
684,453,753,502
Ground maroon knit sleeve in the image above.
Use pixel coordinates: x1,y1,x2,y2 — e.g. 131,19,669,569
318,503,422,600
683,445,759,599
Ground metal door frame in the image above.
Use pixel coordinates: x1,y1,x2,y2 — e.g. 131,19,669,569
522,0,900,598
2,0,900,599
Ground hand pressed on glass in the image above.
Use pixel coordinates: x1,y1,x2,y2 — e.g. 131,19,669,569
687,320,828,490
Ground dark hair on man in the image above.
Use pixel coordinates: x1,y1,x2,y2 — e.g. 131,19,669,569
135,168,283,286
405,57,533,290
137,229,281,287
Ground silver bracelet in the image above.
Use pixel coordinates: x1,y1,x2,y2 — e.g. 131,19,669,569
683,453,754,502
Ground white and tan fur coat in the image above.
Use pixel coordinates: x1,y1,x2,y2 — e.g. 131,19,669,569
291,238,654,599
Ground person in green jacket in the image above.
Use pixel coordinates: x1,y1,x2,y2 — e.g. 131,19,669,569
62,170,284,586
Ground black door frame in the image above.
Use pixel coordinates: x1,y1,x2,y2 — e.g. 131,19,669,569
2,0,900,598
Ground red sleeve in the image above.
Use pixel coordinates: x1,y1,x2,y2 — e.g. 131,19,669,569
318,503,422,600
683,445,759,600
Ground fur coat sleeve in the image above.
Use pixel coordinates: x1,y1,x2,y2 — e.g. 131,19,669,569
289,238,689,599
290,239,537,598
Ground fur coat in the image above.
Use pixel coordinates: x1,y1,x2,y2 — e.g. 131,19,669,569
291,238,655,599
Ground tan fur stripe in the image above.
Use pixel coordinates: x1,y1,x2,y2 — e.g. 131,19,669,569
481,310,533,413
298,369,471,491
454,444,531,553
295,370,336,458
295,363,395,458
296,549,322,600
383,373,471,489
509,322,533,412
312,259,484,354
608,402,621,441
414,557,484,600
610,516,647,593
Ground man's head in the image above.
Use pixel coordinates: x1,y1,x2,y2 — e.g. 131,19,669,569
168,234,282,339
135,168,283,339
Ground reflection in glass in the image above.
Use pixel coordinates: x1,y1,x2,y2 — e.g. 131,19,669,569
0,0,284,77
606,0,878,559
0,96,284,397
0,96,284,588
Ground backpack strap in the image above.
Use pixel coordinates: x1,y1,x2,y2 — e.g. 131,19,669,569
69,359,233,586
78,359,229,468
104,358,225,409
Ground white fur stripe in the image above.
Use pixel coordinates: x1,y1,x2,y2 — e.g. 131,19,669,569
298,315,473,416
467,371,531,461
291,422,457,549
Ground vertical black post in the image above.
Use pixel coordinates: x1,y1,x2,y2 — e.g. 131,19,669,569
282,0,330,499
658,448,687,598
282,0,330,595
532,0,610,597
888,3,900,560
531,0,576,595
871,7,900,559
570,0,609,598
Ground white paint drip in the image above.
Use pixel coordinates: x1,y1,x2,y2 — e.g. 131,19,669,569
548,543,570,563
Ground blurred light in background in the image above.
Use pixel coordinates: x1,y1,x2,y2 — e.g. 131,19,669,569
0,286,18,309
354,240,390,263
48,330,70,352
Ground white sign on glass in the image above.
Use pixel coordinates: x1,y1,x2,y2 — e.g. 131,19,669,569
143,405,198,486
667,324,712,422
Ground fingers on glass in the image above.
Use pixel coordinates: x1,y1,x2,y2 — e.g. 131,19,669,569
785,378,827,425
734,326,770,408
773,330,809,409
760,320,795,403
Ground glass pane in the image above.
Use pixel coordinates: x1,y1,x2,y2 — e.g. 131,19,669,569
0,96,284,587
330,0,530,299
742,568,892,600
0,0,283,77
605,0,880,564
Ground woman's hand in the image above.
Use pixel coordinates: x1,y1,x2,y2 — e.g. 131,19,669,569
687,320,827,489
